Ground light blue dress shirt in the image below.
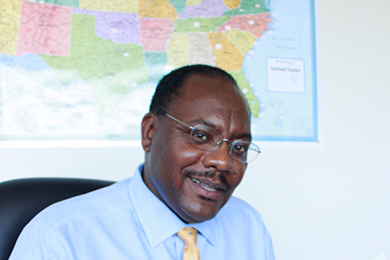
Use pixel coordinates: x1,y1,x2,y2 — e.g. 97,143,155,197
9,164,275,259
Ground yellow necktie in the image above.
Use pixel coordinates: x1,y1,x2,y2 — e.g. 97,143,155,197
177,227,200,260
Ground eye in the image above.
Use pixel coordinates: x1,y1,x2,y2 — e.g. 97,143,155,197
232,142,249,154
191,130,211,144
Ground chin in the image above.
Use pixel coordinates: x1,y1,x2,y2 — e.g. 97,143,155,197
182,213,217,224
180,202,223,223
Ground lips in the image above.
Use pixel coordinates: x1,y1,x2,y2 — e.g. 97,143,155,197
190,176,227,194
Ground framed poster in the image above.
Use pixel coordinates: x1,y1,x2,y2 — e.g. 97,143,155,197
0,0,319,146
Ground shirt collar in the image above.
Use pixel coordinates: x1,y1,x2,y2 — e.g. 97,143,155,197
129,164,184,247
128,164,218,247
193,218,218,246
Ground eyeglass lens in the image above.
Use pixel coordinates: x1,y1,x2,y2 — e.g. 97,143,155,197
189,125,259,163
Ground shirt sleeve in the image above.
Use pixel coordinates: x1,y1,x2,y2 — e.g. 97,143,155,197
9,225,64,260
255,211,275,260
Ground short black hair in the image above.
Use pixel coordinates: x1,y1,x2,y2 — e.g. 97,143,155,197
149,64,237,113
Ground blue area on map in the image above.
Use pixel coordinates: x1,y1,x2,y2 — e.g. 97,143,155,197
243,0,317,142
0,53,58,87
0,53,85,89
0,53,48,71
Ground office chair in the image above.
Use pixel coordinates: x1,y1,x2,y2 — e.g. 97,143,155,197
0,178,114,260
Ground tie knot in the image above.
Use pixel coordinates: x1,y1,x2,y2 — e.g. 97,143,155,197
177,227,198,245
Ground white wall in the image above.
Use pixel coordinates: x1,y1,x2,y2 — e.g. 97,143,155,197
1,0,389,259
238,0,390,259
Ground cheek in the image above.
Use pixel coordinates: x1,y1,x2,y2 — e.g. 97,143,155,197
229,163,247,187
173,139,205,166
160,143,204,191
180,148,202,162
238,163,247,176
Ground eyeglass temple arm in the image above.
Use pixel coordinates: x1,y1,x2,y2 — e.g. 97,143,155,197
153,110,194,130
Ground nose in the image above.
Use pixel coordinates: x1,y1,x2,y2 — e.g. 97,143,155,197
202,141,234,173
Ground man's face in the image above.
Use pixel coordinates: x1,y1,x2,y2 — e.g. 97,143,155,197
142,74,252,223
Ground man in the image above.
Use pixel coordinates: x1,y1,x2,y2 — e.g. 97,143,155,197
10,65,275,259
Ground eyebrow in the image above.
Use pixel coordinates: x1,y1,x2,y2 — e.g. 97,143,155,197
188,118,252,141
233,133,252,141
188,118,216,129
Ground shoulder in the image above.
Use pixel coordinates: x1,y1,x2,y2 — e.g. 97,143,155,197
27,178,133,235
213,197,274,258
220,196,263,219
216,196,269,234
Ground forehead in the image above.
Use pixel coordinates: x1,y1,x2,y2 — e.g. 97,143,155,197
168,74,251,132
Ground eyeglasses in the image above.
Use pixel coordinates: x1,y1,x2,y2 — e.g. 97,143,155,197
156,111,261,163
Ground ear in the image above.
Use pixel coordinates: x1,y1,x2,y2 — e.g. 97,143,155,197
141,112,158,152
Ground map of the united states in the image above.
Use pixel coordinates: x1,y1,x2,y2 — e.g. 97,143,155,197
0,0,276,141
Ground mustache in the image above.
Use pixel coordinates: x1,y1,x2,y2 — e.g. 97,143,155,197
184,169,230,189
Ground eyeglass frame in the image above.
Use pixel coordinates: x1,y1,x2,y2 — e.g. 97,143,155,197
154,110,261,163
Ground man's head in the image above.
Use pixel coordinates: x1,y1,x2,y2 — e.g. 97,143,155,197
141,65,252,223
149,64,237,113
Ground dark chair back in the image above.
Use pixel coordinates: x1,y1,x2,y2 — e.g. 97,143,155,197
0,178,114,260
